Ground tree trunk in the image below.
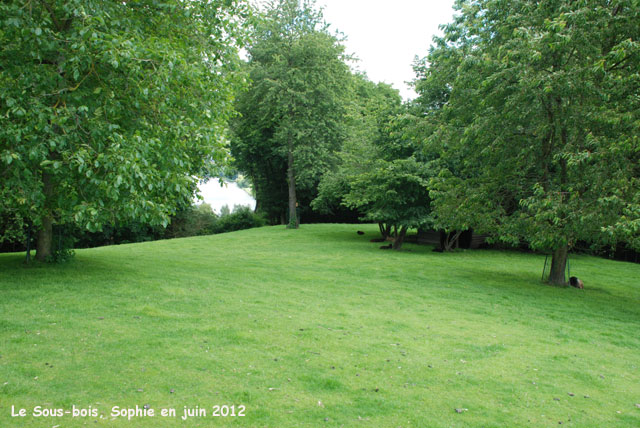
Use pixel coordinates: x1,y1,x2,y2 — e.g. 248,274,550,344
35,215,53,261
25,222,33,263
35,172,54,261
443,230,463,251
286,143,298,229
384,223,392,239
548,245,568,285
392,226,408,250
378,222,387,238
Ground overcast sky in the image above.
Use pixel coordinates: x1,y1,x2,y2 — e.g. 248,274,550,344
318,0,457,100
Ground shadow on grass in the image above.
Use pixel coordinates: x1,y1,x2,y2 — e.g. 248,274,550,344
454,263,640,325
0,251,140,291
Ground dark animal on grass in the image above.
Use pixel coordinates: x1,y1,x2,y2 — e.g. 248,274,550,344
357,231,365,235
379,244,392,250
569,276,584,289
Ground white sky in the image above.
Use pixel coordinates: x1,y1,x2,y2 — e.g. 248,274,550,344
318,0,457,100
198,180,256,214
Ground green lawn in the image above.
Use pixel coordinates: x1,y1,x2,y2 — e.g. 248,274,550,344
1,224,639,427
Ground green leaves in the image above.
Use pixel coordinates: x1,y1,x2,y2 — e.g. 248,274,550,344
343,157,433,229
312,75,432,233
1,0,249,242
231,0,351,221
416,0,640,252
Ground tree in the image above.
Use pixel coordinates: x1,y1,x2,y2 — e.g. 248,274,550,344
231,0,351,227
311,76,401,218
0,0,248,260
416,0,640,284
314,76,433,250
343,157,432,250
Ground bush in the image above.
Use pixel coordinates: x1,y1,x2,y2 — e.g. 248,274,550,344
165,203,218,238
164,204,265,238
214,205,266,234
74,221,162,248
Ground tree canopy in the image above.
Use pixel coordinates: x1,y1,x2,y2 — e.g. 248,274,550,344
414,0,640,283
231,0,351,227
0,0,248,260
313,76,432,250
2,0,638,280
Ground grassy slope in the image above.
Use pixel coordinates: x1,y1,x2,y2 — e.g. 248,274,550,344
0,224,639,427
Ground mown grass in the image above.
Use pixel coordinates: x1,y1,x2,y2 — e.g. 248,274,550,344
0,223,639,427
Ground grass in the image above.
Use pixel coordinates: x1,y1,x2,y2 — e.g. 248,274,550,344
1,223,639,427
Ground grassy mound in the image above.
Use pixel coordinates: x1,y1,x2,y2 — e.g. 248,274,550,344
1,224,639,427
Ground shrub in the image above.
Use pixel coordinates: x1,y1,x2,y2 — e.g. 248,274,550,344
165,203,218,238
214,205,266,234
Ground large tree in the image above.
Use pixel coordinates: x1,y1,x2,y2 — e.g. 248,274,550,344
314,76,433,250
416,0,640,284
231,0,351,227
0,0,248,260
312,77,403,217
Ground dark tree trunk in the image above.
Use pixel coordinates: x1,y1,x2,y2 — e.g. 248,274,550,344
286,143,298,229
392,226,408,250
378,222,386,238
35,215,53,261
25,222,33,263
35,172,54,261
548,245,568,285
250,174,259,214
443,230,463,251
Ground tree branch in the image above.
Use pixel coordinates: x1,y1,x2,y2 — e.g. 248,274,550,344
38,0,60,30
606,55,631,72
38,0,72,32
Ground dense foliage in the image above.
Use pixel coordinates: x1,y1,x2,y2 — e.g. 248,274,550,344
414,0,640,282
0,0,248,260
313,77,432,250
231,0,351,227
2,0,637,277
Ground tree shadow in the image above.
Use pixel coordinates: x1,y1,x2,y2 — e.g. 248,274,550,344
0,251,140,291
